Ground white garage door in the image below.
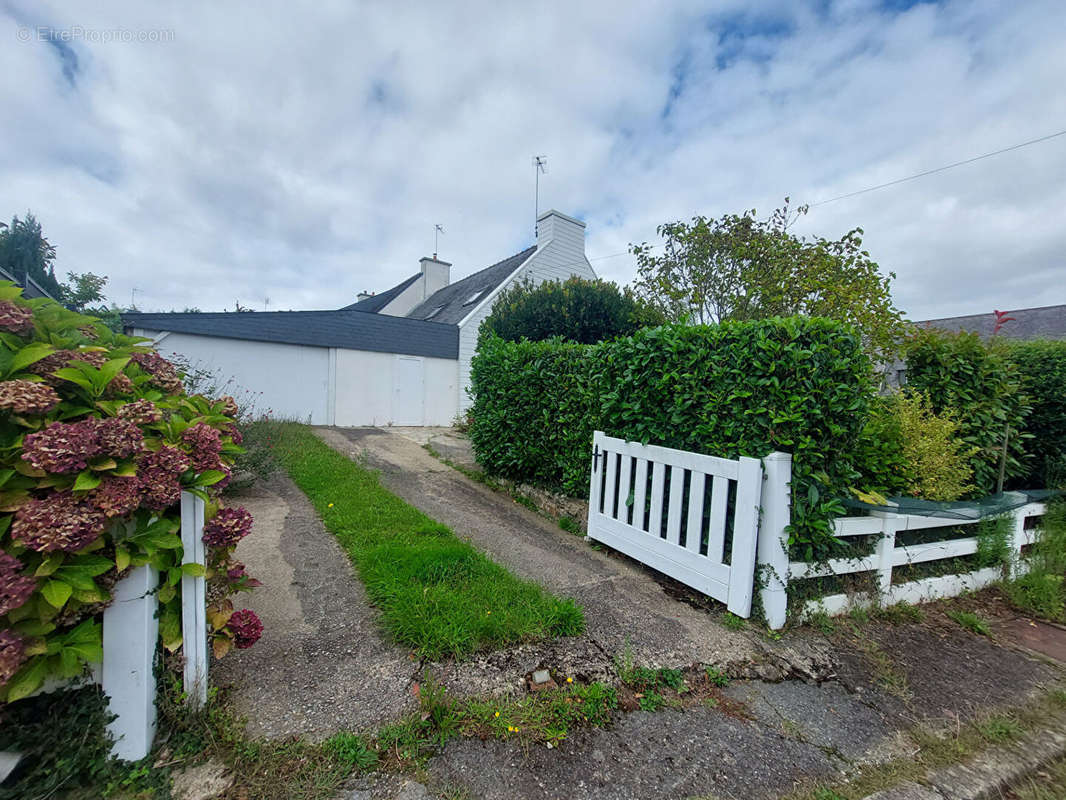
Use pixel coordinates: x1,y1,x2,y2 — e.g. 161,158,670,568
393,356,425,425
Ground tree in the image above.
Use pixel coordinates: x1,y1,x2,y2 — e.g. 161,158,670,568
0,213,62,298
58,271,108,312
630,200,905,355
481,277,664,344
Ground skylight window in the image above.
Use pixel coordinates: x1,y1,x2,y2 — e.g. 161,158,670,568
462,289,487,306
424,305,445,320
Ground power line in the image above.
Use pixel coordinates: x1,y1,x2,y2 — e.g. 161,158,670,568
810,128,1066,207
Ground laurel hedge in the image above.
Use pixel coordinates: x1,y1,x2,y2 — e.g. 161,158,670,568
470,318,873,560
1006,339,1066,488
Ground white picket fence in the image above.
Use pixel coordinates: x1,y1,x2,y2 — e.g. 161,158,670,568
586,432,766,617
27,492,209,762
585,435,1049,630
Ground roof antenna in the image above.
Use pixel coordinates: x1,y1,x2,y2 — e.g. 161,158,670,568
433,224,444,259
532,155,547,236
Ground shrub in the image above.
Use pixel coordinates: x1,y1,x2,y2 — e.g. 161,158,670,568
1004,500,1066,621
0,282,260,702
903,329,1030,495
481,276,664,344
470,317,873,560
1006,340,1066,488
854,391,976,501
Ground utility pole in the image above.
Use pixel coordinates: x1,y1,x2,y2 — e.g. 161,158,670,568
532,156,547,236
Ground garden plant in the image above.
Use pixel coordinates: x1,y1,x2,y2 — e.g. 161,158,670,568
0,282,262,703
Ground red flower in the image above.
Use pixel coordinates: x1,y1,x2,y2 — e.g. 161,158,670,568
228,609,263,649
0,379,60,415
12,491,107,552
0,552,36,615
202,506,253,548
0,630,28,686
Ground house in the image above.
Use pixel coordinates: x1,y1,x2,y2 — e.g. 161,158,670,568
916,304,1066,341
122,209,596,426
1,265,57,300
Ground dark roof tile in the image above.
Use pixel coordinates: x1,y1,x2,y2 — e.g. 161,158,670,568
917,304,1066,341
405,246,536,325
342,273,420,312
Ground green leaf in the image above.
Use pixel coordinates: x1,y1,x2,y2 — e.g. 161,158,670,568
115,546,131,572
181,562,207,578
41,580,72,609
73,470,102,491
34,553,65,577
194,470,227,487
8,343,55,376
51,367,94,391
4,657,48,702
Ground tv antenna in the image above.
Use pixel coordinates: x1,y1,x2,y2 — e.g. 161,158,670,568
433,224,444,259
532,155,547,235
130,286,139,310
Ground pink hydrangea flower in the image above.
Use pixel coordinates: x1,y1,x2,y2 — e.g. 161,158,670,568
92,476,142,518
0,630,28,686
129,352,184,394
228,609,263,649
137,445,190,511
0,379,60,415
0,552,36,615
181,422,223,472
22,419,103,473
117,398,162,425
12,491,107,552
0,301,34,335
202,506,253,548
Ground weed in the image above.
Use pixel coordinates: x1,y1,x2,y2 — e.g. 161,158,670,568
947,609,991,636
266,422,585,658
976,714,1022,742
848,605,871,625
558,516,581,534
1003,501,1066,622
704,666,730,688
808,609,836,635
722,612,746,631
873,601,924,625
638,691,665,711
322,733,379,771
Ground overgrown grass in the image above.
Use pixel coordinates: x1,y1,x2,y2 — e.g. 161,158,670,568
267,422,584,658
1003,500,1066,622
946,609,991,636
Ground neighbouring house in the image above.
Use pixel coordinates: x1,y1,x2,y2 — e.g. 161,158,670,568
122,209,595,426
916,303,1066,341
0,265,56,300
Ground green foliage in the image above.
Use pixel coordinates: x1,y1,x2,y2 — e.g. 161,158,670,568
265,422,584,658
704,666,730,687
1006,340,1066,488
975,516,1012,569
57,272,108,312
0,282,255,701
947,609,991,636
323,732,380,771
1004,501,1066,621
0,686,117,799
721,612,746,631
629,200,905,355
470,317,873,560
903,329,1031,495
855,390,976,501
482,276,663,344
0,213,61,298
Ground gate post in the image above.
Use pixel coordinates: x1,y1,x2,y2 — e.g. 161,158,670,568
758,452,792,630
102,565,159,761
180,491,208,707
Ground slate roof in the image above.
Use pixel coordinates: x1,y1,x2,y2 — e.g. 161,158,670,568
917,304,1066,341
405,246,536,325
342,273,420,312
122,309,458,359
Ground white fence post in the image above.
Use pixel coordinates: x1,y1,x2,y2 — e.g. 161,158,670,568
1009,509,1028,579
758,452,792,630
873,514,902,601
180,491,208,708
102,565,159,761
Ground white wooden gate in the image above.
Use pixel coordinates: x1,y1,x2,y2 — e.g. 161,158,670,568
586,432,764,617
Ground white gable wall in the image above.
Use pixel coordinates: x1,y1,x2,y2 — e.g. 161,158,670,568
455,210,597,413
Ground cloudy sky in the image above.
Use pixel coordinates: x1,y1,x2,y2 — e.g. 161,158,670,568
2,0,1064,320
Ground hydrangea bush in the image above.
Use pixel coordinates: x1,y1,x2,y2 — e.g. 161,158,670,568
0,284,262,702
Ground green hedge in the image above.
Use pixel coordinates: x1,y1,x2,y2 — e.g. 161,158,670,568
1007,339,1066,488
902,329,1030,495
470,318,873,560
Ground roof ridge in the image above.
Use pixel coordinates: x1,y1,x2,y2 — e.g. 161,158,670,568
919,302,1066,323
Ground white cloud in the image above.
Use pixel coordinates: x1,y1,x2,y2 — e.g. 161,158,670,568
2,0,1064,320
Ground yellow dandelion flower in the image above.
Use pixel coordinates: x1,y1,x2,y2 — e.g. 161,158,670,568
566,677,573,683
494,711,500,718
328,502,334,508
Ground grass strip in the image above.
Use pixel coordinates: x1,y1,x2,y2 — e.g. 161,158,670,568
265,422,584,658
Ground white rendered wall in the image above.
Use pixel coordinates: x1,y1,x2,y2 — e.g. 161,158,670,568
379,279,425,317
456,213,597,412
333,349,459,426
134,330,331,423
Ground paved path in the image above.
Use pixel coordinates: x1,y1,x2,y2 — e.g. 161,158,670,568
314,426,804,699
212,474,419,740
